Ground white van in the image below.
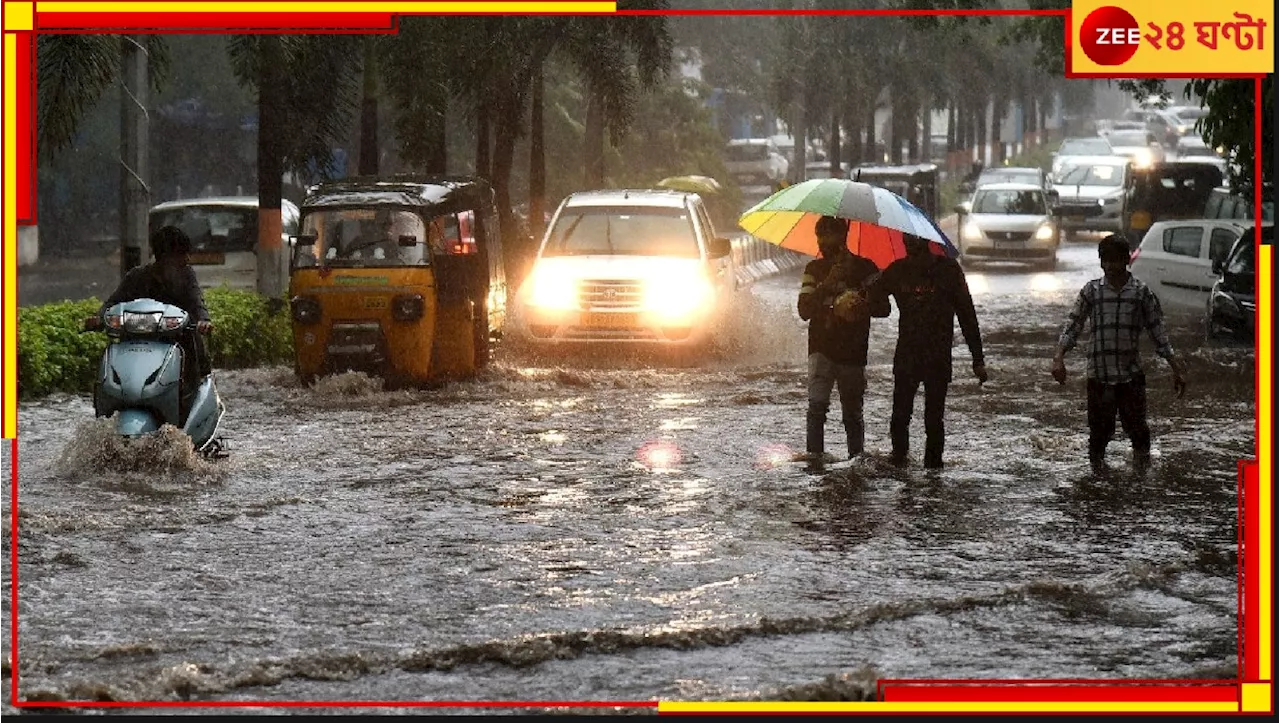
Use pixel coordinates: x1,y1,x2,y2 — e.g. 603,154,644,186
148,196,300,291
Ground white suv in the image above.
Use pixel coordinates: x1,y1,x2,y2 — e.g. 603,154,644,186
513,189,736,353
724,138,789,188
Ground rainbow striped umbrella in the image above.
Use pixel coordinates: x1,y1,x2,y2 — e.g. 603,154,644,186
738,178,957,269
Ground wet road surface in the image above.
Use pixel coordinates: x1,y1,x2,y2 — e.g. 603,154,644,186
4,240,1254,711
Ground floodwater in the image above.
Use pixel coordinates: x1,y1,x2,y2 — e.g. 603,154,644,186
3,242,1255,712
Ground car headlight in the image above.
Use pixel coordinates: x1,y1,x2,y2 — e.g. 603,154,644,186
1133,149,1154,168
1035,224,1055,240
962,220,984,241
526,264,579,310
643,271,713,322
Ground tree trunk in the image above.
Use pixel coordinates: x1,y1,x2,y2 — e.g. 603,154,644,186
991,98,1005,164
1038,95,1049,147
792,99,808,182
920,96,932,162
424,97,447,174
846,103,863,166
829,107,842,174
887,94,901,165
974,102,987,165
528,62,547,242
119,35,149,279
256,35,286,299
492,89,524,290
474,102,491,180
947,103,957,152
907,98,920,163
864,104,877,164
358,38,379,176
584,85,606,187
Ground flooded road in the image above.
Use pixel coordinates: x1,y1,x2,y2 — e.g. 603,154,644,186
4,241,1254,710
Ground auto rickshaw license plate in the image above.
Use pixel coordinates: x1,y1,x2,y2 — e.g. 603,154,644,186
364,296,389,310
188,251,225,265
581,311,637,329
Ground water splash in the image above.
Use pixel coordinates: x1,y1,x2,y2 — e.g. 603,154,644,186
52,417,226,486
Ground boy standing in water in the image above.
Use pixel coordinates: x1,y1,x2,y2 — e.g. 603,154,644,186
1052,234,1188,475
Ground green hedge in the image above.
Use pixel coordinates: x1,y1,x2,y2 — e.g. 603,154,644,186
17,289,293,400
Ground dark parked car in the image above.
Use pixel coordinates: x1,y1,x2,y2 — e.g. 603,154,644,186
1205,223,1270,342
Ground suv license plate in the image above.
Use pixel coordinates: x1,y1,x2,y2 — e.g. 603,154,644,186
581,312,637,329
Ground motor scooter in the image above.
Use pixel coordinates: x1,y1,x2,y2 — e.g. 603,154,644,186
87,298,227,457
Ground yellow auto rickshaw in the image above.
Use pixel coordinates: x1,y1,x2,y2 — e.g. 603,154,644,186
288,175,506,388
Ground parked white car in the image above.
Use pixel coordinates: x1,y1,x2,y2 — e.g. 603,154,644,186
513,189,737,356
149,196,300,291
724,138,789,188
1129,218,1249,310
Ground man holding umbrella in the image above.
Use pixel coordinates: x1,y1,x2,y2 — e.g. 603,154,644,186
797,215,890,463
870,234,987,469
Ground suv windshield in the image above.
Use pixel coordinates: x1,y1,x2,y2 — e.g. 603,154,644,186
151,205,257,253
1057,163,1124,186
972,189,1046,215
1059,138,1111,155
543,205,700,258
726,143,769,162
296,208,429,267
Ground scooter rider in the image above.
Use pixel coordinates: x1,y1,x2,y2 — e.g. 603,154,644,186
86,226,215,392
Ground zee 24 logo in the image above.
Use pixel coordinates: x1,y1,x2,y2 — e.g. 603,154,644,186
1079,5,1268,65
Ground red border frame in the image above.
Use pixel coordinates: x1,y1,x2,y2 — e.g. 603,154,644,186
4,2,1271,714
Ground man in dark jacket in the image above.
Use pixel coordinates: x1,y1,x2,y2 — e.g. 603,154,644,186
86,226,215,385
797,215,891,462
870,235,987,469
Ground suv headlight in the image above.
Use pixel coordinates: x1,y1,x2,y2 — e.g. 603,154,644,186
1035,224,1055,240
962,220,983,241
644,271,713,321
526,264,579,310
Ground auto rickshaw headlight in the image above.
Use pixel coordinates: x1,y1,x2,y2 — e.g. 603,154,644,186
392,293,425,321
291,296,322,325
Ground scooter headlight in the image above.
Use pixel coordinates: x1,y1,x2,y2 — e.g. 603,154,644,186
123,311,161,334
291,296,322,325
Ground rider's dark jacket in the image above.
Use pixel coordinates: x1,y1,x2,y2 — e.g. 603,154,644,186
99,263,211,322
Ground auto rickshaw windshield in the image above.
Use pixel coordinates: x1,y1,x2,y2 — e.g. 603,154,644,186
295,209,429,268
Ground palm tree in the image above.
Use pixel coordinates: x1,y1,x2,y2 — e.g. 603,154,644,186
227,34,361,297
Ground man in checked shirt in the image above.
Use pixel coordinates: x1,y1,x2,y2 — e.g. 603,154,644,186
1052,235,1188,476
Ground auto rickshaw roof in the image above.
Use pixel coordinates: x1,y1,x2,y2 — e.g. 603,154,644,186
301,174,494,213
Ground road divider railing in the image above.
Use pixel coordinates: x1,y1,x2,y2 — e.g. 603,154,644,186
730,234,809,288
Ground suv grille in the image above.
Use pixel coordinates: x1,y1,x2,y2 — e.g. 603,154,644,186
579,280,644,309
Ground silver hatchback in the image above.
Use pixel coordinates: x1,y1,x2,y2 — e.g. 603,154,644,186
955,182,1060,269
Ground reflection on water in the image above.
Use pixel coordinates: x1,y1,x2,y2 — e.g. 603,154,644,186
9,253,1252,706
